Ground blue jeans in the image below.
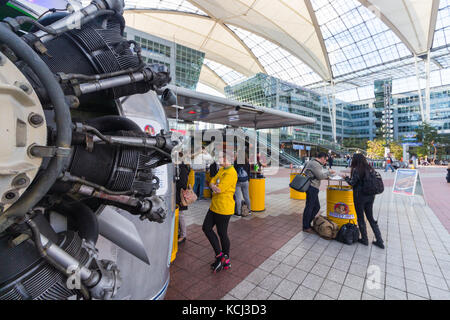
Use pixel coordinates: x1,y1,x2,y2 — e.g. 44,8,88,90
385,164,395,172
194,171,206,199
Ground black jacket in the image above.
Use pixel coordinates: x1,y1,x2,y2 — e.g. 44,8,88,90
344,169,374,199
176,163,190,211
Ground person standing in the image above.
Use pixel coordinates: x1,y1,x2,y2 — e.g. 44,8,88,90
202,150,238,273
176,156,190,244
328,154,334,169
192,146,213,200
342,153,384,249
384,153,395,172
234,155,252,217
302,152,335,233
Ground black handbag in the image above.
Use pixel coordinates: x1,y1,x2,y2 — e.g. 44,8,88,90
289,163,311,193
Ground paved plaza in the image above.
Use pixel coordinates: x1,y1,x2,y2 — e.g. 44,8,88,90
166,167,450,300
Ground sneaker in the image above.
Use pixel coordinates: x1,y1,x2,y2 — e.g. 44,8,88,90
222,255,231,270
178,237,186,244
211,253,224,273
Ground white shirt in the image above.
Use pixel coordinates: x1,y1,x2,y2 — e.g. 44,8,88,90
192,152,213,171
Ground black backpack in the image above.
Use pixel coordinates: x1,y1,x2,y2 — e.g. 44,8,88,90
362,169,384,195
336,223,359,245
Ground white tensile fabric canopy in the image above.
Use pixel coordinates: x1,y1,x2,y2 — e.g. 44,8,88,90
124,0,440,86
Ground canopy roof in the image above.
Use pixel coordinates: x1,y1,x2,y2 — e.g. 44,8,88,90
122,0,449,95
164,85,316,129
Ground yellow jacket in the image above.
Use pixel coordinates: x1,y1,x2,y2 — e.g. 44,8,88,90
209,166,238,215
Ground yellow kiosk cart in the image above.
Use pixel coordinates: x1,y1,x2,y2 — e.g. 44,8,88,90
289,167,307,200
326,177,358,228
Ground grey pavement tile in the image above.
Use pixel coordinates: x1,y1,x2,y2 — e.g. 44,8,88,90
244,286,271,300
229,280,256,300
406,279,430,299
279,243,298,254
352,254,370,266
317,254,336,267
271,263,293,279
314,293,334,300
428,285,450,300
286,268,308,285
246,268,269,285
268,293,286,300
348,262,368,278
310,263,331,278
282,254,303,267
344,274,365,291
303,250,322,262
258,258,280,273
332,258,351,272
273,279,299,299
363,281,385,299
361,293,381,300
302,273,325,291
296,258,316,272
270,251,289,262
258,274,284,292
424,273,449,291
386,264,405,277
386,273,406,291
403,259,423,272
421,263,444,278
338,285,362,300
407,293,428,300
385,286,407,300
222,294,238,300
326,268,347,285
291,285,316,300
404,268,426,284
310,244,327,255
319,279,342,300
291,247,308,258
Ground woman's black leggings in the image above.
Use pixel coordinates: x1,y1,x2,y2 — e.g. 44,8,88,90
202,209,231,256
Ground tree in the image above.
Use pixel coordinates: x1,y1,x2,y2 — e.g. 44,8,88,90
366,139,403,160
366,139,385,159
415,122,441,162
388,141,403,160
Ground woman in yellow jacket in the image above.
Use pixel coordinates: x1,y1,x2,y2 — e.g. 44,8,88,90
202,151,238,273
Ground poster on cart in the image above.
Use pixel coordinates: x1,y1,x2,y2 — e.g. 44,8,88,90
392,169,419,196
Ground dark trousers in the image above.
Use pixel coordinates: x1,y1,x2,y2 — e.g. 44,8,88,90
302,186,320,230
202,209,231,256
354,194,383,243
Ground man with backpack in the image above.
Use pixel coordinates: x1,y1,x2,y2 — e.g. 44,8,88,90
233,155,252,217
302,152,335,233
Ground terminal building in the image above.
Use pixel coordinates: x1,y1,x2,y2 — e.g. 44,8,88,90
124,27,450,158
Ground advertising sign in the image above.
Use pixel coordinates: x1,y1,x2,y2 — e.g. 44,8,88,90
392,169,419,196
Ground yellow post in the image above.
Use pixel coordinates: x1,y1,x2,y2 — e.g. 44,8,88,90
203,172,212,198
326,181,358,228
188,169,195,189
290,173,306,200
171,206,180,263
249,178,265,212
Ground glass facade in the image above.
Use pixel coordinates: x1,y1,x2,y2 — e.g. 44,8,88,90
225,73,450,145
124,27,205,90
175,44,205,90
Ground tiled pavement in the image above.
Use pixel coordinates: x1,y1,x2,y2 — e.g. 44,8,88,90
166,167,450,300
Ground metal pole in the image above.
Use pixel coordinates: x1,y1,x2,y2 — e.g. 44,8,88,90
414,54,425,122
425,52,431,123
